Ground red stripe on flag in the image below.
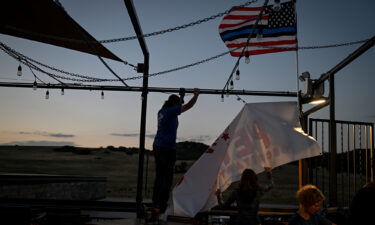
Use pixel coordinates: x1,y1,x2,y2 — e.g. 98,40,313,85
226,39,297,48
223,14,261,20
231,6,263,11
230,47,297,56
219,15,269,29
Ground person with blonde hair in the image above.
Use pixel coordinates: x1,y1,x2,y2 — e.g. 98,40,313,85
288,184,336,225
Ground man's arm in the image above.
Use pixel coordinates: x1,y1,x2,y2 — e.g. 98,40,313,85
181,88,199,113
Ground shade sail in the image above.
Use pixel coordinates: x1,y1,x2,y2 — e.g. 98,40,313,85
0,0,122,61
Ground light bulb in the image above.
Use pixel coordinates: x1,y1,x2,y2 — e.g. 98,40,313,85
101,91,104,99
45,90,49,99
230,80,234,90
17,65,22,76
61,88,64,95
221,94,224,102
236,70,240,80
245,54,250,64
226,90,229,97
33,81,37,90
273,0,281,11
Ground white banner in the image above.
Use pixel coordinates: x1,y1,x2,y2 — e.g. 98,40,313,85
169,102,321,217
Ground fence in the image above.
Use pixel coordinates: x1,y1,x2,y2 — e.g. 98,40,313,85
306,118,374,207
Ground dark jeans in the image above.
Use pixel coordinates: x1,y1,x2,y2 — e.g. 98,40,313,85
152,145,176,213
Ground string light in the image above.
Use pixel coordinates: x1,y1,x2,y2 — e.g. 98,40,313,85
101,90,104,99
226,88,229,97
61,88,64,95
33,81,37,90
273,0,281,11
221,93,224,102
245,53,250,64
236,69,240,80
17,64,22,76
1,39,369,84
45,90,49,99
229,80,234,90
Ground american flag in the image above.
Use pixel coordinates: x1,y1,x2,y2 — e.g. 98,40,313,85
219,1,297,56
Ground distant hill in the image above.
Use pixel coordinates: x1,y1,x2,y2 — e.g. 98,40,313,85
175,141,209,160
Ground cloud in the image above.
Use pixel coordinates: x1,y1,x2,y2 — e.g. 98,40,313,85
111,133,155,139
111,133,138,137
18,131,75,138
49,133,74,138
177,135,212,143
187,135,212,143
145,134,156,139
0,140,76,146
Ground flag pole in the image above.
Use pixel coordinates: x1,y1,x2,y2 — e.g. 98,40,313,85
294,0,309,188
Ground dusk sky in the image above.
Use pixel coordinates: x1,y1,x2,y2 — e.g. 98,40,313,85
0,0,374,149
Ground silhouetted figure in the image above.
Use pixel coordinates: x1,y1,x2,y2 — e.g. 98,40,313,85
152,88,200,215
216,167,273,225
349,181,375,225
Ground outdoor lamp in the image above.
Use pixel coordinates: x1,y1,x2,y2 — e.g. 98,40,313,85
45,90,49,99
236,69,240,80
309,97,328,105
61,88,64,95
17,64,22,76
101,90,104,99
299,71,310,82
33,81,37,90
245,53,250,64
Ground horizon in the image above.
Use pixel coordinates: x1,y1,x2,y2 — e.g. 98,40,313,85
1,0,374,149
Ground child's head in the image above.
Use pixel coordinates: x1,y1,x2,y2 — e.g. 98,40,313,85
296,184,325,214
239,168,259,190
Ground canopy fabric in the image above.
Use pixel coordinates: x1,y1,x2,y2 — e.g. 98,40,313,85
0,0,122,61
169,101,322,217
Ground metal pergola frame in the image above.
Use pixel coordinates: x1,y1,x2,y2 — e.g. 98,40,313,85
299,35,375,206
1,0,374,217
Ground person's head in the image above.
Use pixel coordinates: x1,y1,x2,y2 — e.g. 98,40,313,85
162,94,181,109
296,184,325,214
238,168,259,191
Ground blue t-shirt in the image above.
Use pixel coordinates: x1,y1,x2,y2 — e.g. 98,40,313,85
288,213,332,225
153,105,182,149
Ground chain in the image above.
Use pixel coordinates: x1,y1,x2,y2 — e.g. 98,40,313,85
4,0,259,45
299,39,368,49
100,0,259,43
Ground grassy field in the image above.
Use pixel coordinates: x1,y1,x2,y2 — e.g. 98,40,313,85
0,145,299,205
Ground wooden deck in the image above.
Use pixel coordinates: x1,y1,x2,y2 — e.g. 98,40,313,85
88,218,190,225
